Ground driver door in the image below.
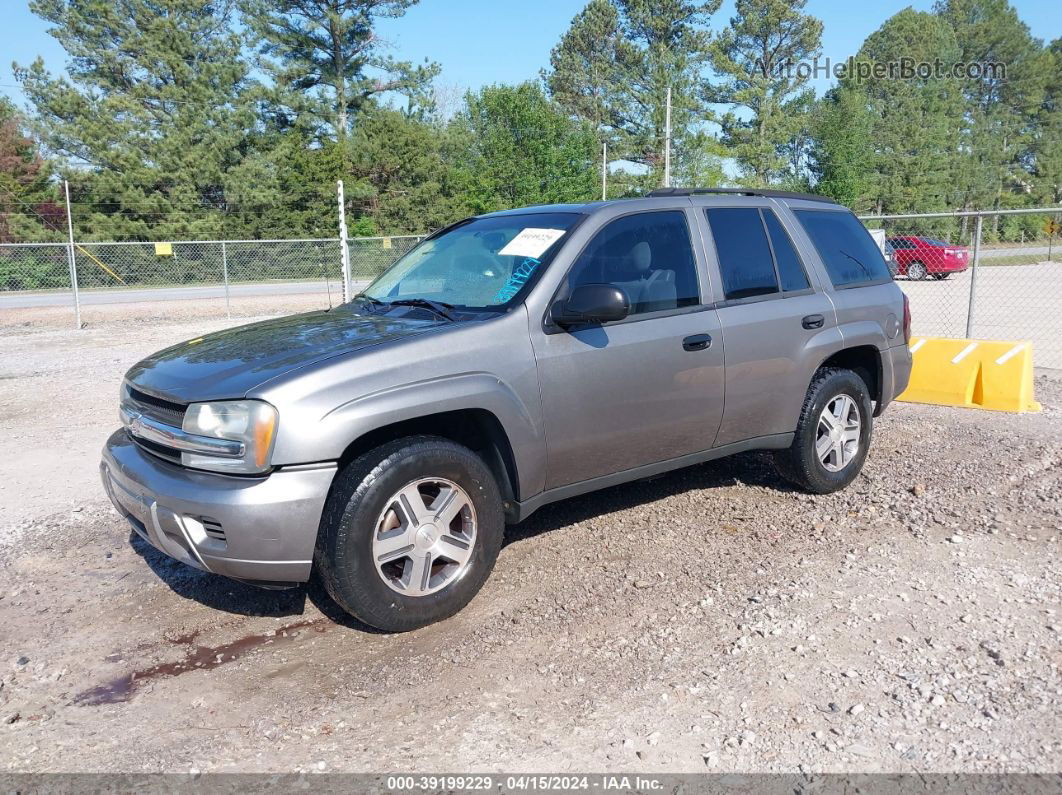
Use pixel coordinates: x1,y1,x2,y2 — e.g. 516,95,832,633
530,209,725,490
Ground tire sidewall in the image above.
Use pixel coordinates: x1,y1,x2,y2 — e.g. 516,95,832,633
798,372,873,492
321,439,504,631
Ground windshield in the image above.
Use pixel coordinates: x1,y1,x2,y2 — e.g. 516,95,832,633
361,212,581,311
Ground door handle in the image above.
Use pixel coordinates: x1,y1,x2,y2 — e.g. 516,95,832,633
802,314,825,330
682,333,712,351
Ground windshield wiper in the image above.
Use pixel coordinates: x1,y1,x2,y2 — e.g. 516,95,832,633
384,297,458,321
352,293,387,311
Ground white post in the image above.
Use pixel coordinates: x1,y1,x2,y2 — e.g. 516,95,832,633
663,86,672,189
337,179,351,302
601,140,608,201
221,240,231,319
63,179,81,329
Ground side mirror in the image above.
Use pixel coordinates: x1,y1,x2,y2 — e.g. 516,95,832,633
551,283,631,328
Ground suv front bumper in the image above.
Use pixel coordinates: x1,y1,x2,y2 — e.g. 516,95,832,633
100,429,335,585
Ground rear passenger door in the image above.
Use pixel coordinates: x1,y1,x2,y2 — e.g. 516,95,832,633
695,202,839,447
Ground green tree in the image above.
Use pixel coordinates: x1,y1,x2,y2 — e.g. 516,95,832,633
0,97,60,243
843,9,964,216
242,0,439,150
346,107,472,233
708,0,823,186
545,0,720,184
15,0,260,241
808,86,875,208
1032,39,1062,204
935,0,1049,221
459,83,598,213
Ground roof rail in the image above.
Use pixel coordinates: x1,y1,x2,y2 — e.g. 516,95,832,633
647,187,839,204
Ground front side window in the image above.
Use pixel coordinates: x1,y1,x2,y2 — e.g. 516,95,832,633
566,211,699,315
795,209,892,287
363,212,580,310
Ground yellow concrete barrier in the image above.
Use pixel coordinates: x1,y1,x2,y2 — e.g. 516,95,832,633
898,337,1041,413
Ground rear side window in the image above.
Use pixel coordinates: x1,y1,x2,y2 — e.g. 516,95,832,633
705,208,811,300
706,208,777,300
795,209,891,286
763,211,810,292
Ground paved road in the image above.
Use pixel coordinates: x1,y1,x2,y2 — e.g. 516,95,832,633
0,279,354,308
980,244,1056,259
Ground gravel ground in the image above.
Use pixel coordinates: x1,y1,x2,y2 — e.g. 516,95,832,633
0,316,1059,774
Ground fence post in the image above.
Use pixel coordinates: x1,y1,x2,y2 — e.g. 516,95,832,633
62,179,81,329
221,240,231,319
965,214,983,339
337,180,351,302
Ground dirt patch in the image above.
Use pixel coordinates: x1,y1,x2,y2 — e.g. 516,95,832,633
0,317,1059,773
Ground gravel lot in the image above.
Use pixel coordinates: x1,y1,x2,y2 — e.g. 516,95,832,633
0,314,1059,774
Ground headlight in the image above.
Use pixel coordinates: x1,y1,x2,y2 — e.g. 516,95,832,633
181,400,278,474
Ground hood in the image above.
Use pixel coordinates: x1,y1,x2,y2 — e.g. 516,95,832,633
125,307,443,402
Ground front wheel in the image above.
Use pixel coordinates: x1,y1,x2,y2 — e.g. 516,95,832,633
773,368,873,494
315,436,504,632
907,261,928,280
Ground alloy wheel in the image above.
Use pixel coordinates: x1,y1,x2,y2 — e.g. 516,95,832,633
816,394,861,472
371,478,477,596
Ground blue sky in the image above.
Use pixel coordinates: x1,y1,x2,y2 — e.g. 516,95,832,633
2,0,1059,108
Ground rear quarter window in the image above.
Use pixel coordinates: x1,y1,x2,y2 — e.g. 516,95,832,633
794,209,892,287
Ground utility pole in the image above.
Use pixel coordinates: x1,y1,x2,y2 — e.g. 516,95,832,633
601,140,608,201
63,179,81,329
663,86,672,189
337,179,351,303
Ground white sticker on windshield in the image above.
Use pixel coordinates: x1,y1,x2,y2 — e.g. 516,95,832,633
497,228,566,258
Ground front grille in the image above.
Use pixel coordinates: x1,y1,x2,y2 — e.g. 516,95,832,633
126,385,187,427
131,434,182,465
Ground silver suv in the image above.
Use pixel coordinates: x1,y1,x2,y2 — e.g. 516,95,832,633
101,188,912,631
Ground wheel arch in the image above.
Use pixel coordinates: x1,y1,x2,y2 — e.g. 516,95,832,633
334,408,521,509
817,345,883,408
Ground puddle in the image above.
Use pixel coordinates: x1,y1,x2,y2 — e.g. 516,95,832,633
74,619,326,706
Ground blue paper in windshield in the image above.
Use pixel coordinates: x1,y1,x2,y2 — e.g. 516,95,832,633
493,258,540,304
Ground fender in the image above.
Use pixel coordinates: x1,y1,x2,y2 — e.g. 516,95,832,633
276,371,544,499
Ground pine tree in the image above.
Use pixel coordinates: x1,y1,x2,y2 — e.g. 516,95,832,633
1032,39,1062,204
16,0,260,241
843,9,965,216
241,0,439,149
935,0,1049,223
708,0,823,186
545,0,720,184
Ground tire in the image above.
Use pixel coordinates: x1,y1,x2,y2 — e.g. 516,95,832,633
907,260,928,280
315,435,504,632
772,368,873,494
932,273,950,280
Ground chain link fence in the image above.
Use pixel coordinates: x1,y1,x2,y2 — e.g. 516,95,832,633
0,234,424,322
2,208,1061,369
860,208,1062,369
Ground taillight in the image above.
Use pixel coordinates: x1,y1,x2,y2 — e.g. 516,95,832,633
902,293,912,344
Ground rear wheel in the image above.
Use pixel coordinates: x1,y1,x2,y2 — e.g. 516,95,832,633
932,273,950,280
907,261,928,280
773,368,873,494
315,436,504,632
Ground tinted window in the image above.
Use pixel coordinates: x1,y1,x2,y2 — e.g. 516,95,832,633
795,210,891,286
567,211,699,315
763,210,810,292
706,208,777,300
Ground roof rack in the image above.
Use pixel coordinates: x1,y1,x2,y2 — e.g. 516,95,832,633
647,187,838,204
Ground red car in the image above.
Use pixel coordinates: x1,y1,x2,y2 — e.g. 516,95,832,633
886,236,969,280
